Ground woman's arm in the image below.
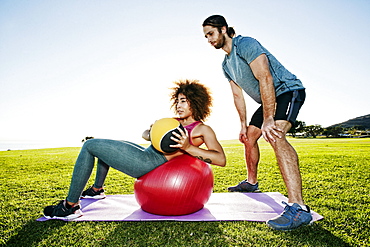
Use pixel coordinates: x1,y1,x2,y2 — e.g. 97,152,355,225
171,125,226,167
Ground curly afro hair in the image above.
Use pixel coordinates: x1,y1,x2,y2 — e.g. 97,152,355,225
170,79,213,122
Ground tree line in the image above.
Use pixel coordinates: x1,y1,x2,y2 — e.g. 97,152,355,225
288,121,370,138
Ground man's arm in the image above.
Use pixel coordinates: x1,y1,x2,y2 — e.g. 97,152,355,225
249,54,282,142
229,80,248,143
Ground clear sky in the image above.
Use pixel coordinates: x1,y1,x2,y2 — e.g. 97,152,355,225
1,0,369,147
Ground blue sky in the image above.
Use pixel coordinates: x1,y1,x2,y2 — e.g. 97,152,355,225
1,0,369,147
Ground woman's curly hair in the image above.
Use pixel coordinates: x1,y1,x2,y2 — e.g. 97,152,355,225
170,79,213,122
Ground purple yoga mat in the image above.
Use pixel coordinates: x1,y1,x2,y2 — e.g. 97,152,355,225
37,192,323,222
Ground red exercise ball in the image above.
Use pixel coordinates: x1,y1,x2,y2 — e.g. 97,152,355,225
134,154,214,216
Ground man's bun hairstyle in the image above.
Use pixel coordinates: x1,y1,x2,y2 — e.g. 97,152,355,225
202,15,235,38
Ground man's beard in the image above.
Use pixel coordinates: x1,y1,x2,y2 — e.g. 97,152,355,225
214,34,226,49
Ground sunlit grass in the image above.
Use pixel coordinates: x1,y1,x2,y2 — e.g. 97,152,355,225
1,138,369,246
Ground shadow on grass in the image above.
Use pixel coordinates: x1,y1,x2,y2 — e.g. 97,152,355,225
5,220,67,246
4,219,225,246
272,223,351,247
4,219,350,246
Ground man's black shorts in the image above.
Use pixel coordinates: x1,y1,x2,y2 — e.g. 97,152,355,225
249,89,306,129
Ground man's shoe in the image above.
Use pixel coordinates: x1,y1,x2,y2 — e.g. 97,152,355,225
266,201,313,231
228,180,261,192
81,186,106,199
43,200,82,220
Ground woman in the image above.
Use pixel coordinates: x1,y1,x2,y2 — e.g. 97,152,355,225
43,79,226,220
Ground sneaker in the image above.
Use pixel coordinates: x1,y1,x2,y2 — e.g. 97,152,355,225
43,200,83,220
266,201,313,231
228,180,261,192
81,186,106,199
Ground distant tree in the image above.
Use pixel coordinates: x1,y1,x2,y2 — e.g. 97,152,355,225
347,127,357,135
345,125,366,136
295,120,306,133
353,125,365,131
323,126,344,138
322,128,329,137
288,120,306,137
304,125,323,138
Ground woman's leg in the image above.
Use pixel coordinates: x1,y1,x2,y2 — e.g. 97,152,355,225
93,159,109,189
66,139,166,203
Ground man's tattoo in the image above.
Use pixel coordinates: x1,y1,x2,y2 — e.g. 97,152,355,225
195,156,212,163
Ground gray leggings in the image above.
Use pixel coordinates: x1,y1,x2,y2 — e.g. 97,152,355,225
66,139,167,203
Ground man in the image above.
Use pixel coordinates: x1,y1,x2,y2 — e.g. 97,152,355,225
202,15,312,231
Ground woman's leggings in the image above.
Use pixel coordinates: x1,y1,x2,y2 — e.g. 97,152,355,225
66,139,167,203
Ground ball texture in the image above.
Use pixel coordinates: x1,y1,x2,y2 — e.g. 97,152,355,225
150,118,184,153
134,154,214,216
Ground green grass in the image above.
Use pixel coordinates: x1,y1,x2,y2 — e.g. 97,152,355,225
1,138,369,246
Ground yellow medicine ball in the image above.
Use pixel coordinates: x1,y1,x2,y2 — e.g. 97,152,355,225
150,118,184,153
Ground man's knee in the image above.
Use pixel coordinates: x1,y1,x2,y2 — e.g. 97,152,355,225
275,120,292,134
247,125,262,142
269,122,293,149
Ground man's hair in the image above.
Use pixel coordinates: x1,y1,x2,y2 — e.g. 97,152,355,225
170,79,212,122
202,15,235,38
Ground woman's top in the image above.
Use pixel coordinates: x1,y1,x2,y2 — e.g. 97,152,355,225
176,119,203,145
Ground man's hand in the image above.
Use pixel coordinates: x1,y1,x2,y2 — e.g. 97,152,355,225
239,125,248,143
261,117,283,143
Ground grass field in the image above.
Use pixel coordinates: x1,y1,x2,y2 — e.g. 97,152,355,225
1,138,369,246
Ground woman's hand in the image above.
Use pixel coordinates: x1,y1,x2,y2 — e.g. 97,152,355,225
142,124,153,141
170,127,191,151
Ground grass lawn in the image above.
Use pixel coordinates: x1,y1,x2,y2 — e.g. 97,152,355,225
1,138,369,246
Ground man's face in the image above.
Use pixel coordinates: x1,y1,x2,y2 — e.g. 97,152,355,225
203,25,225,49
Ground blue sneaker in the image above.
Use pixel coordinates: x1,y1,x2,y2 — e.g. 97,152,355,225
266,201,313,231
228,180,261,192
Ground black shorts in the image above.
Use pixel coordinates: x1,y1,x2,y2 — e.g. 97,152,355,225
249,89,306,129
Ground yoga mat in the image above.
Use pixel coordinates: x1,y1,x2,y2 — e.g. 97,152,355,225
37,192,323,222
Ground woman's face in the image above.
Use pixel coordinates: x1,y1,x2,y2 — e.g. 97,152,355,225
176,93,192,119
